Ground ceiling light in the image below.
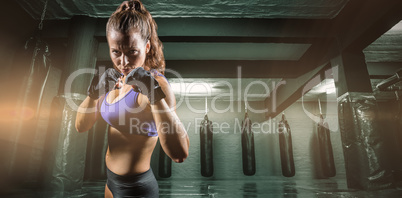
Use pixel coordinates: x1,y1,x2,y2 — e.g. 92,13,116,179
170,82,214,95
326,87,336,94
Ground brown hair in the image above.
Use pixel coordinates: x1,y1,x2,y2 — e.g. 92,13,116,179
107,0,165,74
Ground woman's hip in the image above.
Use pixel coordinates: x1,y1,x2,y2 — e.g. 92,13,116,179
106,167,159,198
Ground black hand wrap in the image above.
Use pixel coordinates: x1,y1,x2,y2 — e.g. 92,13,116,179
87,68,122,99
125,67,166,104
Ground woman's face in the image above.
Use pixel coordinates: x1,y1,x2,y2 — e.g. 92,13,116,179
107,29,150,76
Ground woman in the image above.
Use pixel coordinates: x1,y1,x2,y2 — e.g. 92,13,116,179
75,1,189,197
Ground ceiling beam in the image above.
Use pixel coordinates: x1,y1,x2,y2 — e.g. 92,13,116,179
44,18,334,39
297,38,337,74
97,60,300,78
41,17,339,79
165,60,301,78
96,35,327,44
95,18,334,38
265,63,332,119
330,0,402,51
94,36,331,78
264,0,402,117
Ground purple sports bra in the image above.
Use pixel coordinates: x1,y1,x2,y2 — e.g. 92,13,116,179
98,70,167,137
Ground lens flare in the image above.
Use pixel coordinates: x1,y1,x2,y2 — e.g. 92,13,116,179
0,105,35,122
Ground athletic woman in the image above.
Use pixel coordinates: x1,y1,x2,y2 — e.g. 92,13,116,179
75,1,189,197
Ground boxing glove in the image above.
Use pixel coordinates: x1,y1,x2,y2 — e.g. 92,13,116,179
125,67,166,104
87,68,122,99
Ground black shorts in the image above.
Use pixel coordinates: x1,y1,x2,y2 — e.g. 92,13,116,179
106,167,159,198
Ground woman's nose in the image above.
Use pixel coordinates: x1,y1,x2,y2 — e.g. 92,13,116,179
121,55,129,66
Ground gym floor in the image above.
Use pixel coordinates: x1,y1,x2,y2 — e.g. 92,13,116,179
4,178,402,198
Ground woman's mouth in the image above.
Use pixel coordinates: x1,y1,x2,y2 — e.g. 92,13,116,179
122,68,130,73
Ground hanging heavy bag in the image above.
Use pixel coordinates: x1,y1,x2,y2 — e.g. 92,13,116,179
317,114,336,177
158,142,172,178
278,114,295,177
241,113,256,176
338,94,394,189
9,34,52,182
200,114,213,177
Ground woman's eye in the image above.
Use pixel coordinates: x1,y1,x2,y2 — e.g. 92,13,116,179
112,50,121,55
129,50,138,54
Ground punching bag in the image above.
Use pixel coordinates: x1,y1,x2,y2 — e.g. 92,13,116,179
9,34,52,182
317,114,336,177
338,93,393,190
241,112,256,176
278,113,295,177
200,114,213,177
158,142,172,178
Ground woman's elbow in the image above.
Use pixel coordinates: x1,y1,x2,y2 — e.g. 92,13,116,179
172,154,188,163
173,158,185,163
75,122,88,133
75,126,86,133
171,150,189,163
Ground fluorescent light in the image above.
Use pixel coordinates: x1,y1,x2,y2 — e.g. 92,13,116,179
170,82,214,95
187,82,212,94
326,87,336,94
309,79,336,94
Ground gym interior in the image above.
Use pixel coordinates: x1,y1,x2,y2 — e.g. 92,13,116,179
1,0,402,197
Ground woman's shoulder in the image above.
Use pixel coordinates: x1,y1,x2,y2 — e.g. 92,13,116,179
150,69,169,85
150,69,175,107
150,69,166,78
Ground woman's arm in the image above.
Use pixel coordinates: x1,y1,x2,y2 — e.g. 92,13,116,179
124,67,189,162
150,76,189,163
76,67,121,132
75,96,100,133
